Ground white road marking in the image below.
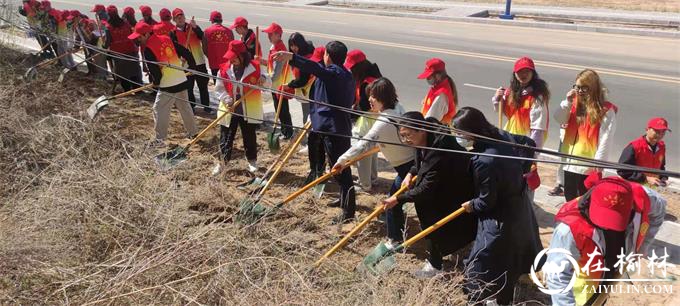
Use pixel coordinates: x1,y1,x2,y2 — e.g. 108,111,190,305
412,29,452,36
252,13,270,17
463,83,497,91
319,20,348,25
544,43,600,51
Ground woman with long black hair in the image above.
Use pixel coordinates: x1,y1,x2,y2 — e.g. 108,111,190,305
452,107,542,305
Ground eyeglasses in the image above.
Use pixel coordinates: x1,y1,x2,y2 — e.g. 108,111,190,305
572,84,590,92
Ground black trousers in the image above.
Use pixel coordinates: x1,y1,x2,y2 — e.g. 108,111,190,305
271,93,293,138
321,133,355,218
564,171,589,201
219,116,258,162
187,64,210,109
120,75,142,92
211,68,219,85
307,131,327,174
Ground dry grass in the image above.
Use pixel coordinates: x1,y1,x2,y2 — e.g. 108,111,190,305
0,43,482,305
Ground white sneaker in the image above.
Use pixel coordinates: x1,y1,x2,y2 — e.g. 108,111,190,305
247,160,258,173
298,145,308,153
211,163,223,176
412,261,443,279
384,239,400,251
355,185,372,194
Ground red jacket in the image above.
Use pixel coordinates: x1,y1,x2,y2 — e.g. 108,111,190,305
204,24,233,69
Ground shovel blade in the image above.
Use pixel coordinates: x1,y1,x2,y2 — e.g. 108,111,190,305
153,147,188,170
313,183,326,199
236,177,267,190
357,242,396,275
88,95,110,119
57,67,70,83
235,198,275,224
267,132,280,153
24,67,37,81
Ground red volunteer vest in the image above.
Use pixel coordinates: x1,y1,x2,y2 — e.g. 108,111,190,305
145,34,186,88
154,20,174,36
560,98,618,158
267,40,288,75
105,21,138,54
630,136,666,177
204,24,233,69
421,80,456,124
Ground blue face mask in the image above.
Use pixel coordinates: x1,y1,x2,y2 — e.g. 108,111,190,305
456,137,474,150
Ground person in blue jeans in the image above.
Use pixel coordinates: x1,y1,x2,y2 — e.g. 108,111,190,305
331,78,414,242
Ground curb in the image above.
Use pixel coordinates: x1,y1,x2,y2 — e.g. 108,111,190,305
225,0,680,39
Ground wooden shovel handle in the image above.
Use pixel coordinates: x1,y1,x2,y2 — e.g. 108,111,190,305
257,121,311,199
279,147,380,206
401,207,466,249
498,97,503,128
184,17,195,49
35,50,74,68
272,64,290,125
185,94,246,148
314,176,417,266
255,26,260,61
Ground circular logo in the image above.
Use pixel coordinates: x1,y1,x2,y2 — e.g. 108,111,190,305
530,248,580,295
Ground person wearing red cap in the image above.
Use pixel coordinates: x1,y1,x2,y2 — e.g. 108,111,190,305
53,8,77,69
273,40,358,224
417,58,458,125
128,22,198,147
262,22,294,139
618,117,671,187
19,0,54,59
203,11,234,83
213,40,264,174
555,69,618,201
492,57,551,149
122,7,137,27
170,8,211,114
90,4,108,22
80,18,108,80
546,174,665,305
138,5,157,26
102,5,142,91
230,16,261,60
153,8,174,37
344,49,382,192
452,107,542,303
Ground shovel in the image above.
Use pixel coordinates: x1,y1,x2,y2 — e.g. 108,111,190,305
58,53,101,82
314,176,417,267
87,83,154,119
236,147,379,223
153,96,245,170
24,50,76,81
239,121,311,190
358,207,466,275
267,64,291,153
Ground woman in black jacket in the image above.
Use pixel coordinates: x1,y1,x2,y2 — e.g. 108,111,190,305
383,112,476,279
452,107,542,305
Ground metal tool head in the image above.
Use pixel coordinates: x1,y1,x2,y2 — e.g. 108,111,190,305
87,95,111,119
57,67,70,83
357,242,397,275
236,177,268,191
23,67,37,81
235,198,275,224
153,146,188,171
267,132,280,153
313,183,326,199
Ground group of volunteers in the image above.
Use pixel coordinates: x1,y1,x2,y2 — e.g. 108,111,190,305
19,1,673,305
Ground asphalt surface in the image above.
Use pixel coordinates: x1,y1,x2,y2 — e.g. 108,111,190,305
46,0,680,171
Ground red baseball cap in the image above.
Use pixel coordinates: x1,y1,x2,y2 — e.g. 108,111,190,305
229,16,248,29
648,117,671,131
224,40,247,60
123,7,134,16
90,4,104,13
40,0,50,10
344,49,366,70
262,22,283,35
139,5,152,16
310,46,325,62
588,177,634,231
159,8,171,20
172,8,184,18
209,11,222,22
106,5,118,16
60,10,70,20
513,56,535,73
417,58,445,79
67,9,81,20
128,22,152,40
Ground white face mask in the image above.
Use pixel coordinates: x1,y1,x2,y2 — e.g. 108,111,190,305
456,137,474,150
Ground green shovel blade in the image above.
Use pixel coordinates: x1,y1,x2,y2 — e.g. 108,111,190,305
235,198,275,224
153,147,188,171
267,132,280,153
358,242,397,275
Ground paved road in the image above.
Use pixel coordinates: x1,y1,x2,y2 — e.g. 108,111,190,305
47,0,680,171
